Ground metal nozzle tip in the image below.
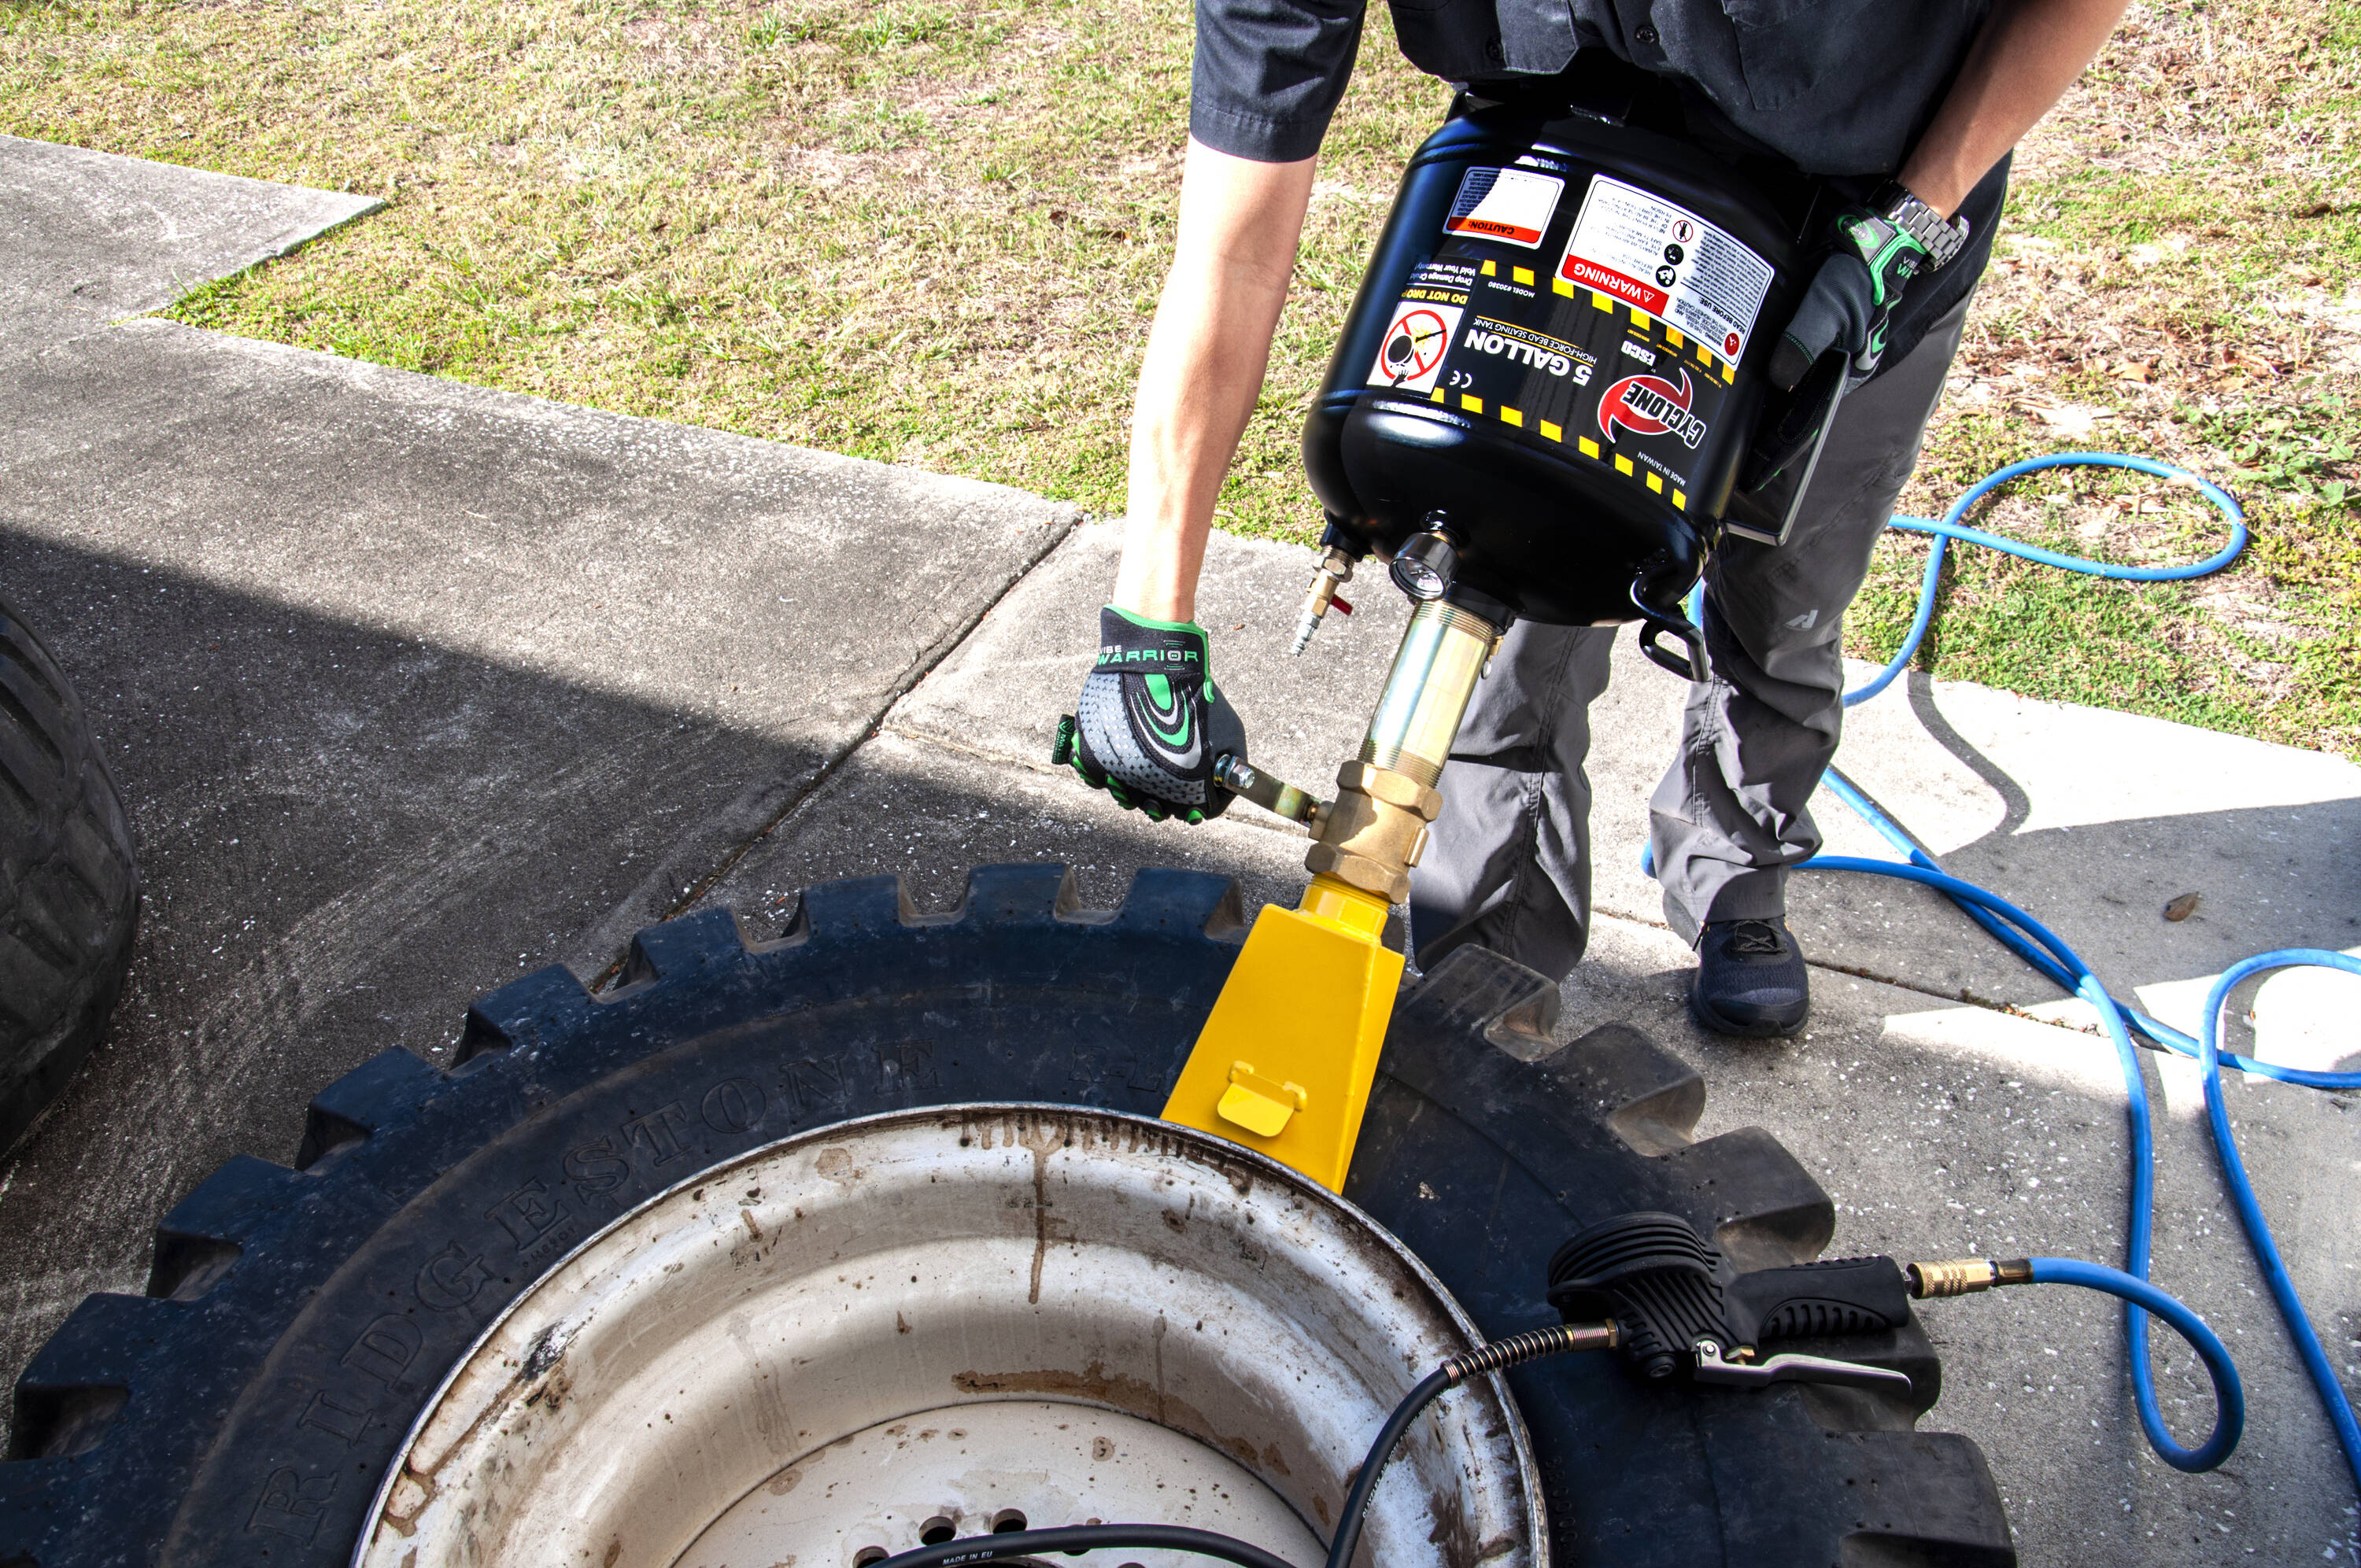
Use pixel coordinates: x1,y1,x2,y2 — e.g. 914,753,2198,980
1290,614,1319,655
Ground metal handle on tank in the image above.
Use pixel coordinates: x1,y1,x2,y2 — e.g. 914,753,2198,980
1636,618,1710,682
1630,581,1710,684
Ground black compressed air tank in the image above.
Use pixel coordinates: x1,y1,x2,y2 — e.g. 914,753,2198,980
1304,100,1815,629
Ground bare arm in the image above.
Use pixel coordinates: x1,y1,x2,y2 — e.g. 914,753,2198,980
1114,138,1318,624
1899,0,2131,217
1112,3,2124,618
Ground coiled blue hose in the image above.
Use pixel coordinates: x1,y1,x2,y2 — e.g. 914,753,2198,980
1779,454,2357,1489
2028,1257,2245,1473
1656,453,2354,1485
2196,954,2361,1489
1847,452,2249,706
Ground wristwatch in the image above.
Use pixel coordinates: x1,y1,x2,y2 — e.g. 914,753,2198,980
1870,182,1971,272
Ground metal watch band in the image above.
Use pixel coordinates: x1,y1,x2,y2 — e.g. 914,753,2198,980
1873,183,1970,271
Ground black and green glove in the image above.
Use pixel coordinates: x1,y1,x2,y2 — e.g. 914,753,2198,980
1052,607,1246,825
1767,208,1934,392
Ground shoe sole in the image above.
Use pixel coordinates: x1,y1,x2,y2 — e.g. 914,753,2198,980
1688,988,1809,1040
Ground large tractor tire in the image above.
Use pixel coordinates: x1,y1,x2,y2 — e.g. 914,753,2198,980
0,596,139,1160
0,866,2012,1566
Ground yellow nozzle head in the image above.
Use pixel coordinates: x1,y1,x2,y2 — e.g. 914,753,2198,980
1160,876,1401,1191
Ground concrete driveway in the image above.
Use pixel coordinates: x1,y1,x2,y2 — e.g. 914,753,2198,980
3,135,2357,1566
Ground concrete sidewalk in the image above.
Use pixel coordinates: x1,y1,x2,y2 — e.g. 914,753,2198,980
2,137,2356,1567
0,135,1075,1390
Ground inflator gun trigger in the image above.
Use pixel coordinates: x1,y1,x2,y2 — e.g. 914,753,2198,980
1690,1339,1915,1395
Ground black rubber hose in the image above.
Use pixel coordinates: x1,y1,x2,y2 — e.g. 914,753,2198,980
868,1522,1300,1568
1325,1326,1611,1568
1321,1367,1455,1568
873,1324,1612,1568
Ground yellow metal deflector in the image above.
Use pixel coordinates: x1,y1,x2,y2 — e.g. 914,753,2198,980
1162,594,1501,1192
1161,875,1400,1191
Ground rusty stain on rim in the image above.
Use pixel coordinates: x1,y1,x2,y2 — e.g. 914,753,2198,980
353,1105,1544,1568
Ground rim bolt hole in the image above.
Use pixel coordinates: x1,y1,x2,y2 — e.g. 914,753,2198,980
853,1550,889,1566
991,1509,1028,1533
919,1516,958,1546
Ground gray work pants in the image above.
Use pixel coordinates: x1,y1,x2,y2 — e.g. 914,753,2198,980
1406,291,1971,981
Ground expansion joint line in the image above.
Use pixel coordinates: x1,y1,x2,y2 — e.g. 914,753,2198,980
586,508,1082,991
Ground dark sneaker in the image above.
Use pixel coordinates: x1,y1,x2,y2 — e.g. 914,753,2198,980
1691,917,1810,1039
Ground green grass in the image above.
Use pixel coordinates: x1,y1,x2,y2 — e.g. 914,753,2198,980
3,0,2355,754
1872,0,2361,756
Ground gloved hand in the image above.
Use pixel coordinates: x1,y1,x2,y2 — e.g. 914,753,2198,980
1766,207,1935,392
1053,607,1246,824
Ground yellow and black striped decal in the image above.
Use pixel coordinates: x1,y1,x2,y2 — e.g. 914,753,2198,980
1386,251,1739,512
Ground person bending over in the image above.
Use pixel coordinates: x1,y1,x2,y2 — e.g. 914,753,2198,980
1066,0,2126,1038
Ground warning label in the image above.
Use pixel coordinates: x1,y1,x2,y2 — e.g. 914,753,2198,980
1369,300,1464,393
1444,167,1565,250
1557,176,1774,363
1354,247,1737,503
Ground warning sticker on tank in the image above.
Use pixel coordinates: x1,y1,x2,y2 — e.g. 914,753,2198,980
1444,167,1565,250
1556,175,1773,363
1369,299,1464,393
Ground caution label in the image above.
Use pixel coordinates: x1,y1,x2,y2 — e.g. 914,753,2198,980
1444,167,1564,250
1557,175,1773,363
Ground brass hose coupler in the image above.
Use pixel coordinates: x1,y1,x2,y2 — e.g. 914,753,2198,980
1906,1257,2035,1297
1304,760,1442,904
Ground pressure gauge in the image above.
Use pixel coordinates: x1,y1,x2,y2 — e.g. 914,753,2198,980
1391,528,1458,601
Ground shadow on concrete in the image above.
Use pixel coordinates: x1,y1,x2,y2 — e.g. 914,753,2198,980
0,526,826,1382
0,522,1305,1396
1907,670,2034,840
1779,666,2361,1015
4,521,2357,1568
1788,788,2361,1015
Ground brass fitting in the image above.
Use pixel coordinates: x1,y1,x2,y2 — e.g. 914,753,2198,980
1295,596,1502,902
1304,760,1443,903
1290,547,1359,656
1906,1259,1997,1297
1907,1257,2035,1297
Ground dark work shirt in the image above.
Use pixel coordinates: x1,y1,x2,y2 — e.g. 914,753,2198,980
1192,0,1992,176
1190,0,2009,374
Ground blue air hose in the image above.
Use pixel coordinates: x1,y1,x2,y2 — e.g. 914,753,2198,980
1659,452,2355,1485
2027,1257,2245,1473
2194,954,2361,1489
1813,768,2361,1090
1848,452,2248,705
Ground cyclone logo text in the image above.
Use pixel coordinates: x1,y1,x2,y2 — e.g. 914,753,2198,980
1598,369,1708,449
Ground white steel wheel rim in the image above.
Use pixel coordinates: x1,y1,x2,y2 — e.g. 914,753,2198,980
355,1105,1544,1568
